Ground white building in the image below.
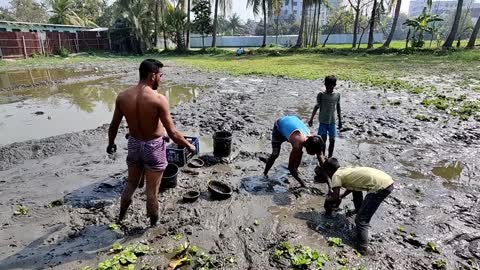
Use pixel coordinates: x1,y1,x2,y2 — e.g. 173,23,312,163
409,0,480,19
279,0,347,25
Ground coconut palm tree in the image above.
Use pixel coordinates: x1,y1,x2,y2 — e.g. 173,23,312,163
49,0,96,26
295,0,311,47
227,13,244,35
381,0,402,48
211,0,232,47
442,0,463,49
466,15,480,48
247,0,268,47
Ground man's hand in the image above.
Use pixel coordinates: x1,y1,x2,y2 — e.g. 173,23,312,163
308,119,313,127
106,144,117,154
188,144,196,153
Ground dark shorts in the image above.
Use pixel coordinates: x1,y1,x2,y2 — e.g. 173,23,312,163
318,123,337,138
271,120,287,155
126,136,168,172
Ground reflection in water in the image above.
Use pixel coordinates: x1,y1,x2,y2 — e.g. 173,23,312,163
0,68,96,89
0,76,202,145
432,161,464,181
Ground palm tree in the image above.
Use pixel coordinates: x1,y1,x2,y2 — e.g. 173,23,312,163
49,0,95,26
211,0,232,47
381,0,402,48
442,0,463,49
466,15,480,48
227,13,243,35
296,0,310,47
366,0,378,49
118,0,154,53
248,0,268,47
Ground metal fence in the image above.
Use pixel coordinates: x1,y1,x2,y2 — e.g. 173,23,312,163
0,31,111,59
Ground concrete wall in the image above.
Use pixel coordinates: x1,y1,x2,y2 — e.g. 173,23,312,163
190,34,384,48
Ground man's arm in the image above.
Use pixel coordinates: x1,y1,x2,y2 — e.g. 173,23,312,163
158,95,195,151
337,95,342,129
341,189,352,199
308,104,319,127
107,97,123,153
288,143,306,187
331,187,342,202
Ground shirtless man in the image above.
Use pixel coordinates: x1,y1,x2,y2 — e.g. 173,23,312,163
107,59,195,226
263,115,325,187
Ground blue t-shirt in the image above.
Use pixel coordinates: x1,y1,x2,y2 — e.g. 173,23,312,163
277,115,310,141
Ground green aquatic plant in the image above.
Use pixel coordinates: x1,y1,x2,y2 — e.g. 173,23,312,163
397,226,406,233
95,243,151,270
337,257,349,265
254,219,260,226
108,224,119,231
110,242,123,252
273,242,330,269
14,205,29,215
173,233,183,241
425,242,440,253
432,259,446,269
327,237,344,247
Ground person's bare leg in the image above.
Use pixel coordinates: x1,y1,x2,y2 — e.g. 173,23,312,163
264,144,281,177
145,170,163,227
321,135,328,156
138,169,145,188
118,166,143,223
328,138,335,158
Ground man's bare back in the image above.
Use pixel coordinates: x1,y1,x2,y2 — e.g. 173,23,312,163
116,85,168,141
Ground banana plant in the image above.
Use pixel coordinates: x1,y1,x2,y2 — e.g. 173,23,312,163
403,7,443,48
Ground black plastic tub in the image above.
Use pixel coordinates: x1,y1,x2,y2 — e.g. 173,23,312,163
213,131,232,157
208,180,233,200
160,163,179,191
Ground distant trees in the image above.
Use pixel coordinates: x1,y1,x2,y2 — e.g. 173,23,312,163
442,0,463,48
8,0,49,23
191,0,213,47
466,16,480,48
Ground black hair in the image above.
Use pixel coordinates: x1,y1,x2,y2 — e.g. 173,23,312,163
305,135,324,153
139,59,164,80
325,75,337,87
323,157,340,172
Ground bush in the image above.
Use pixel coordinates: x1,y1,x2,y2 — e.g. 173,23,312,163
57,47,70,57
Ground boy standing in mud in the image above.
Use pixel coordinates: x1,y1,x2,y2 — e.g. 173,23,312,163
107,59,195,226
308,75,342,158
321,158,394,255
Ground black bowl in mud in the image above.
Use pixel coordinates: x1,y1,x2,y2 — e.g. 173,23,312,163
160,163,179,191
208,180,233,200
188,158,204,168
183,190,200,203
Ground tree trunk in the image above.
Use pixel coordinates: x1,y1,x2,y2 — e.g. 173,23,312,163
262,0,267,47
358,27,367,48
381,0,401,48
352,5,360,48
405,28,410,49
155,0,159,47
367,0,378,49
276,14,280,44
161,0,167,50
443,0,463,49
304,5,310,47
466,15,480,48
295,0,309,47
212,0,219,47
202,35,205,48
311,3,318,46
186,0,191,49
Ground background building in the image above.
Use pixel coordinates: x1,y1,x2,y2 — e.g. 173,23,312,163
409,0,480,21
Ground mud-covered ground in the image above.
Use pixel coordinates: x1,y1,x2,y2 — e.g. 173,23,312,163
0,60,479,270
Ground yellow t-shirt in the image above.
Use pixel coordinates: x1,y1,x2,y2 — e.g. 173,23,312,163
331,167,394,192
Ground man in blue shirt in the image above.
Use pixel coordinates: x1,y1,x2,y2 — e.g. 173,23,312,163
263,115,325,187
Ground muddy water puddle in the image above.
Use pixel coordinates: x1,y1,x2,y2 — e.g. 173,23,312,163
0,77,202,145
0,68,97,89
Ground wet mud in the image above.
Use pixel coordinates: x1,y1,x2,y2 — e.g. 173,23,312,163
0,61,479,270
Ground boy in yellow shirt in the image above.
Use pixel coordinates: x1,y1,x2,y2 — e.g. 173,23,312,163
321,158,394,255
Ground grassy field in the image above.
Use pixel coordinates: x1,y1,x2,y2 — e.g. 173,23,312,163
1,46,479,93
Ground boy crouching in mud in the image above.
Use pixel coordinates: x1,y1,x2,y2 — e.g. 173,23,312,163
319,158,394,255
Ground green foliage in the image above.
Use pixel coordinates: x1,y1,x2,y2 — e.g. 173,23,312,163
108,223,119,231
164,6,187,51
432,259,447,269
273,242,330,269
49,0,98,26
80,266,93,270
173,233,183,241
14,205,29,215
57,47,70,58
191,0,213,45
327,237,344,247
96,243,151,270
425,242,440,253
254,219,260,226
8,0,49,23
337,257,349,265
397,226,406,233
403,7,443,48
414,114,437,122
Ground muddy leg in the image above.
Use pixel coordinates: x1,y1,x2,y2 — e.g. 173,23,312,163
328,138,335,158
321,135,327,156
118,166,143,223
354,186,392,254
144,170,163,227
264,143,281,176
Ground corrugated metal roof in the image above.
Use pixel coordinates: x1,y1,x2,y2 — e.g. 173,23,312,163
0,20,92,29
